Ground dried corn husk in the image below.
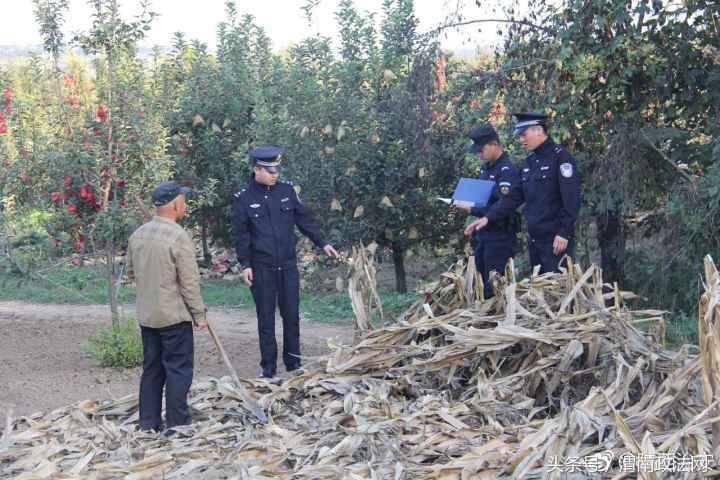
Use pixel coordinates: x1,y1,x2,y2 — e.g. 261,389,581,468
3,254,720,479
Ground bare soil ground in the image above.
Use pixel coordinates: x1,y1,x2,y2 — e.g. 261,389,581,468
0,302,352,419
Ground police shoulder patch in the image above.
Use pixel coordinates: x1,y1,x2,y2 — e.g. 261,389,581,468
560,163,574,178
233,189,246,198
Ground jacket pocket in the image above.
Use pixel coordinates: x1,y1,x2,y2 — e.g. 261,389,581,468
249,208,266,222
280,204,295,223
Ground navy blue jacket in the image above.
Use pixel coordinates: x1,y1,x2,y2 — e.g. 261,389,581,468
231,179,327,269
519,138,581,241
470,153,522,241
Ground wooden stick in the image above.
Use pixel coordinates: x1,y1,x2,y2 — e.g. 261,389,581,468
206,319,267,423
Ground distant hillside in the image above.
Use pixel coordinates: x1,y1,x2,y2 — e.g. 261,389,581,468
0,45,170,63
0,45,44,61
0,43,481,64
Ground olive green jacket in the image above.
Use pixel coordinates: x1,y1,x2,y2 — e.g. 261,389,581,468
127,216,206,329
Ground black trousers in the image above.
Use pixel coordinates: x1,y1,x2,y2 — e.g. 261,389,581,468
139,321,193,430
528,236,575,274
474,237,516,299
250,265,301,376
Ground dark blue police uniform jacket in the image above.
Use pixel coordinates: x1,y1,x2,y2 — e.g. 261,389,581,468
231,179,327,269
470,152,522,241
519,138,580,241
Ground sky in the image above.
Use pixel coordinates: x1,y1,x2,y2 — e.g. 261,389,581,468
0,0,505,53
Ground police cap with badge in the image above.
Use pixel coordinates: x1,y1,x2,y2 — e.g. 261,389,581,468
467,123,500,153
512,112,548,135
249,146,284,173
513,111,574,179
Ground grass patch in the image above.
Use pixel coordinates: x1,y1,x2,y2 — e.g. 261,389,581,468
0,266,253,308
201,280,253,308
665,313,698,347
300,289,418,325
0,264,416,325
0,263,135,304
83,318,143,368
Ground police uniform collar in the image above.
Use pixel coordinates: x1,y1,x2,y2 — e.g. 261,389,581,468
251,179,276,191
484,151,508,168
534,137,556,155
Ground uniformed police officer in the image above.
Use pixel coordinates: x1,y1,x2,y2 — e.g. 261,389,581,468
512,112,581,274
231,146,339,379
457,123,522,299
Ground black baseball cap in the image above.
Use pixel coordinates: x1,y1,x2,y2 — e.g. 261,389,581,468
151,181,192,207
468,123,499,153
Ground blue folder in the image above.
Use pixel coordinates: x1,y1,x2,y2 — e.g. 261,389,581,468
452,177,495,208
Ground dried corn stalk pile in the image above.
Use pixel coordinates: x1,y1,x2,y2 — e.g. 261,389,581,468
3,254,720,479
347,243,384,337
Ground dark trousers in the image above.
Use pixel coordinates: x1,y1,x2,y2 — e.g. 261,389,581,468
474,237,516,299
250,265,301,376
139,321,193,430
528,236,575,274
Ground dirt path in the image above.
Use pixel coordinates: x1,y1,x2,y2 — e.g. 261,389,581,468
0,302,352,418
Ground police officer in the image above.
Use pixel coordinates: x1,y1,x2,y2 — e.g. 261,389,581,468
231,146,339,379
512,112,581,274
458,123,522,299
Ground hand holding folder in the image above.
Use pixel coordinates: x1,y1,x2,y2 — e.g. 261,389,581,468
437,177,495,209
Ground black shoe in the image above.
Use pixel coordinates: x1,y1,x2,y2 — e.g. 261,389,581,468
138,425,161,434
163,428,177,438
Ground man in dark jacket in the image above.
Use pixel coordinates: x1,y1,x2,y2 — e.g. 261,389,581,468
458,123,522,298
231,146,339,379
513,112,581,273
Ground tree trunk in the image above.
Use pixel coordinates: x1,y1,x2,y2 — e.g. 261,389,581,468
201,218,212,266
107,241,119,327
391,242,407,294
598,210,626,287
105,2,118,327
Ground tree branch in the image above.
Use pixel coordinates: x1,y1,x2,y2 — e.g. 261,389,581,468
425,18,556,37
640,131,694,184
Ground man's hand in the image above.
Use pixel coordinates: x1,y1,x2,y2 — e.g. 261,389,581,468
242,267,253,287
453,202,472,214
324,244,340,259
463,217,489,236
195,318,208,330
553,235,569,256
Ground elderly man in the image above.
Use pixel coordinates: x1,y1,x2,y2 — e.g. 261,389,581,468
127,181,207,432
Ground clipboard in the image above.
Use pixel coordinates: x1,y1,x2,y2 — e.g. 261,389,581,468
437,177,495,208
